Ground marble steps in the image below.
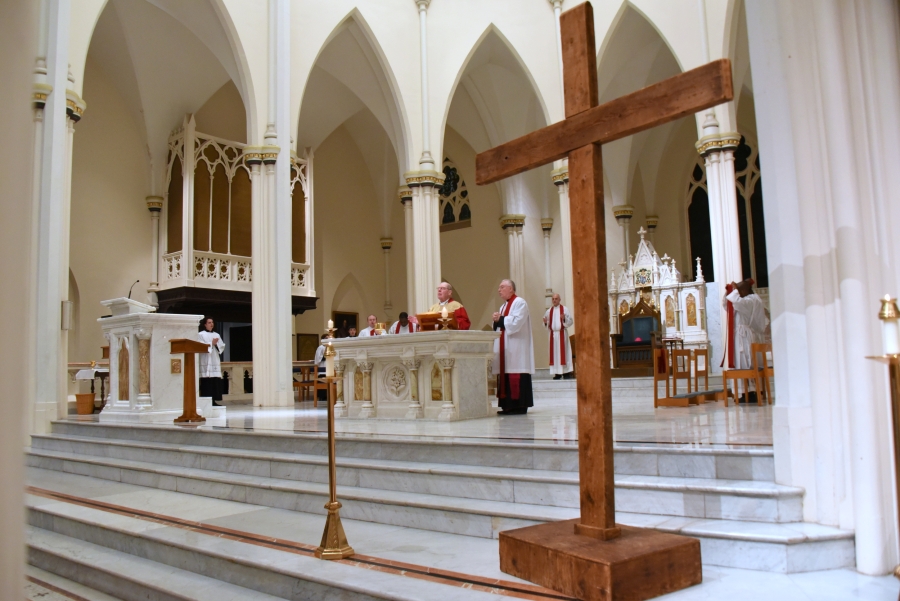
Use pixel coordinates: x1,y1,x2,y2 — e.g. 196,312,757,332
27,528,286,601
30,433,800,523
25,469,855,575
26,506,500,601
46,420,775,479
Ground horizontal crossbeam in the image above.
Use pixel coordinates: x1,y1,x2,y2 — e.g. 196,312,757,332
475,59,734,185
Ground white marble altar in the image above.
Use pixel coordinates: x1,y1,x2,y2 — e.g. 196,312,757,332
97,297,204,423
332,330,499,421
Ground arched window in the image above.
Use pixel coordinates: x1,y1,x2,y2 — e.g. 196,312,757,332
734,136,768,288
687,160,714,282
439,158,471,232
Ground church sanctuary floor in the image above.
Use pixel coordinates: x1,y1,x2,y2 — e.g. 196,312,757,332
24,468,898,601
64,397,773,448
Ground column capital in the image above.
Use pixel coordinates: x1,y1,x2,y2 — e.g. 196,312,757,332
146,196,163,213
551,167,569,185
33,83,52,109
65,89,86,122
645,215,659,232
500,214,526,229
404,170,444,188
695,131,740,156
398,186,413,203
611,204,634,224
541,217,554,232
243,145,280,165
548,0,563,8
415,0,431,11
380,237,393,250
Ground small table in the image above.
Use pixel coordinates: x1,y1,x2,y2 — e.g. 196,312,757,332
74,368,109,413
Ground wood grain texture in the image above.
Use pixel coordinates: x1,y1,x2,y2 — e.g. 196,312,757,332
500,520,702,601
561,2,598,118
475,59,733,185
568,144,617,537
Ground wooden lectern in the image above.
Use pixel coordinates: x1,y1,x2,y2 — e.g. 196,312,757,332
170,338,210,424
416,311,458,331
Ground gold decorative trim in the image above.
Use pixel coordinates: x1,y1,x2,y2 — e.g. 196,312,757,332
65,89,86,122
551,167,569,185
612,204,635,219
404,170,444,187
695,132,741,155
146,196,164,212
540,218,554,231
397,186,412,202
499,214,526,229
645,215,659,229
380,237,393,250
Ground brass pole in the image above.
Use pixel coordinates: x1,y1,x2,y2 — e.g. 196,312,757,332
889,359,900,586
315,376,354,560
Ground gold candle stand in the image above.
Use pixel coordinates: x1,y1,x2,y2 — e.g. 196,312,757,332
437,316,453,330
315,375,354,559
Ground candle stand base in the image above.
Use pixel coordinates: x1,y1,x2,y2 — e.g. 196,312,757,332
315,501,354,560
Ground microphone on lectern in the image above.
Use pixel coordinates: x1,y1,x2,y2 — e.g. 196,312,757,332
128,280,140,299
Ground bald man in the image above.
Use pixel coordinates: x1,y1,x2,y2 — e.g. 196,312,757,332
428,282,471,330
492,279,535,415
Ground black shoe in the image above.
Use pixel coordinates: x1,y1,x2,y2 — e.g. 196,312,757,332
553,375,562,380
212,401,223,407
746,392,758,405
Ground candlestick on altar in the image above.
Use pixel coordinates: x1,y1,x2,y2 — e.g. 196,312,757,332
868,294,900,585
315,375,354,560
437,315,453,330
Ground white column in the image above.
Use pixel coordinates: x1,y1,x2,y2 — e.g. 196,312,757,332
541,218,553,306
747,0,900,575
549,0,565,112
501,215,526,288
407,173,443,313
415,0,433,169
400,187,414,311
146,197,162,307
612,204,634,266
381,238,393,315
2,1,38,592
181,115,196,285
32,0,79,435
552,168,574,313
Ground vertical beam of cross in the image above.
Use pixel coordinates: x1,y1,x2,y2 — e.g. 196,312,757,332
560,3,620,541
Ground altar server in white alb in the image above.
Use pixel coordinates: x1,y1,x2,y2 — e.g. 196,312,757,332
389,312,419,334
198,316,226,406
357,314,385,337
492,279,535,415
723,279,769,402
543,293,574,380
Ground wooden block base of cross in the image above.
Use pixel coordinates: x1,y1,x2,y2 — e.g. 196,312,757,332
476,3,734,599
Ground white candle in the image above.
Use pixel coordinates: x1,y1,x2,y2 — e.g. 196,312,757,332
327,319,333,329
325,354,335,377
882,295,900,355
441,306,448,319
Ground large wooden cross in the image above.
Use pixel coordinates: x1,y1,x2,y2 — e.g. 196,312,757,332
476,3,732,600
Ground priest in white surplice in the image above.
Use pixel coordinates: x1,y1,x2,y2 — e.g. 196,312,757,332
723,279,769,402
492,279,535,415
543,293,574,380
197,316,226,406
357,314,385,337
388,312,419,334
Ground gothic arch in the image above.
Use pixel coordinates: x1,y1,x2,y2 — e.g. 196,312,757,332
597,2,685,76
331,272,371,319
438,24,550,155
295,8,411,175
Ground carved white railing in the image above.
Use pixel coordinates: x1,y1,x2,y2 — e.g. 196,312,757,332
164,250,310,295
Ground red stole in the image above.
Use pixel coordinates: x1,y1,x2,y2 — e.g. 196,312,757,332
394,322,415,334
548,306,567,366
497,295,520,399
721,284,736,368
368,329,376,336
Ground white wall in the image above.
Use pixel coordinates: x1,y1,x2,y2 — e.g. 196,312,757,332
69,57,154,362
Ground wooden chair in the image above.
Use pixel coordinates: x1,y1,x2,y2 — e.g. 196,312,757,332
751,343,774,404
611,299,661,370
693,348,710,392
671,349,692,396
294,365,316,405
652,347,669,408
723,369,759,406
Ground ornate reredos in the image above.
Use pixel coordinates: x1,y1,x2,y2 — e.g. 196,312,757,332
614,227,683,292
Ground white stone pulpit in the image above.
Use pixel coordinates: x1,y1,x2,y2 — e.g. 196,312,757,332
332,330,499,421
97,297,204,423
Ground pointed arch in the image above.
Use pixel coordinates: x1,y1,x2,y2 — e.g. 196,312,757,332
438,24,551,156
596,2,684,75
295,8,411,174
331,272,371,319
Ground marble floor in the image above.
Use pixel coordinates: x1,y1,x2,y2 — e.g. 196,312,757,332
25,468,899,601
70,398,773,448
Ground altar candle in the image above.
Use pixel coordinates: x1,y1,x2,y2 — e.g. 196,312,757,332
325,351,335,377
327,319,333,330
441,306,448,319
880,295,900,355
